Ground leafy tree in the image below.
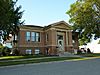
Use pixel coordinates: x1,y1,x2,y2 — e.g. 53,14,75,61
98,40,100,44
0,43,3,54
67,0,100,45
0,0,24,41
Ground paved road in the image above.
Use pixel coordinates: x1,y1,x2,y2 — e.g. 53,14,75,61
0,58,100,75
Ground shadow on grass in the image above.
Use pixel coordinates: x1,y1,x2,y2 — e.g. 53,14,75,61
0,57,81,66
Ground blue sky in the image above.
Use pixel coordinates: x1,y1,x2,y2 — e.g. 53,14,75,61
17,0,76,26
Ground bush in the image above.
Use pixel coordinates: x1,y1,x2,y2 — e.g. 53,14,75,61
13,49,20,56
0,44,11,56
4,47,11,56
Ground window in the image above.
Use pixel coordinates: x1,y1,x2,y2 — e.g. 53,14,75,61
31,32,40,42
31,32,35,41
26,32,40,42
26,32,31,41
26,49,32,54
35,48,40,54
57,35,63,40
36,32,40,42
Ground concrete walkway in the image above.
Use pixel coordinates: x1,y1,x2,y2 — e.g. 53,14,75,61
59,52,81,57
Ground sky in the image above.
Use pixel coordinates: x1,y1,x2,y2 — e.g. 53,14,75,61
17,0,77,26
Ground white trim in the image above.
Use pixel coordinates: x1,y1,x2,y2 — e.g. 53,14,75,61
66,31,68,46
20,29,44,32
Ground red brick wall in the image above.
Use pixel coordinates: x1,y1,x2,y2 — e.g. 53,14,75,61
17,30,46,55
18,30,26,45
16,25,74,55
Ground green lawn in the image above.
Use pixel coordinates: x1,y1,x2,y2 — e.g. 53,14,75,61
0,56,24,60
0,57,81,66
0,53,100,67
77,53,100,57
0,55,46,60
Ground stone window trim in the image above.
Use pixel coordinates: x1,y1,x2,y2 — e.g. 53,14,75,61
26,31,40,42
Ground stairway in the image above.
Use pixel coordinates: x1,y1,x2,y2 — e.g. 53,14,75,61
58,52,80,57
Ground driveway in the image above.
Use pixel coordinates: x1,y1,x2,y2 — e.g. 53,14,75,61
0,58,100,75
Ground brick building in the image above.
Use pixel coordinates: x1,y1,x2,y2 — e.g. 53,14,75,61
14,21,79,55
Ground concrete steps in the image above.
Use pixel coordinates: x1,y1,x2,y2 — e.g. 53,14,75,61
59,52,80,57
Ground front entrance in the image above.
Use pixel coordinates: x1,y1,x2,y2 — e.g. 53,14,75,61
57,35,64,51
58,40,64,51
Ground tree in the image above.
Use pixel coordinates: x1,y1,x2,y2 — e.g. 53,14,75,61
0,44,11,56
0,0,24,41
98,40,100,44
66,0,100,45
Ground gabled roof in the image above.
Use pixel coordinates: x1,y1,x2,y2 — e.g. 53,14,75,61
44,21,71,30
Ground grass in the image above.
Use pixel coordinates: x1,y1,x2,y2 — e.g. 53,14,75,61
0,57,81,66
0,56,24,60
0,55,46,60
77,53,100,57
0,53,100,66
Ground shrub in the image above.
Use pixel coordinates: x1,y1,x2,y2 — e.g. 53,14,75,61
13,49,20,56
0,44,11,56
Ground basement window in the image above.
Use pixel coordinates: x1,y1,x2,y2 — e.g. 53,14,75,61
26,49,32,54
35,48,40,54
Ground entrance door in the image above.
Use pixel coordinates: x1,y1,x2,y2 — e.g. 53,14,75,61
58,40,64,51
